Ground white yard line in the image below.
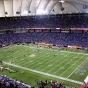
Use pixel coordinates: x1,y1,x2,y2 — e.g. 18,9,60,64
47,52,75,73
20,51,51,68
4,52,23,63
60,55,85,76
53,53,79,74
14,47,47,66
41,52,69,71
3,61,83,85
67,57,88,78
1,46,24,62
27,49,61,68
25,51,65,71
36,53,65,70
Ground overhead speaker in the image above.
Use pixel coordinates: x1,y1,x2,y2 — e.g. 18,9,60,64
83,5,87,9
16,12,20,14
5,12,8,14
52,9,54,12
61,7,64,11
28,11,31,13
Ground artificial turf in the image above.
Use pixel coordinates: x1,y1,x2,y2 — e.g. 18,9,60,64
0,44,88,87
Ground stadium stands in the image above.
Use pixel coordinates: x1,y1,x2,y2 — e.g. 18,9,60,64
0,15,88,29
0,75,30,88
0,14,88,88
0,32,88,48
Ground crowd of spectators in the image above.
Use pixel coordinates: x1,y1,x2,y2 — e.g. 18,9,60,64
0,31,87,88
0,15,88,29
0,75,77,88
35,79,68,88
0,15,88,88
0,31,88,48
0,75,30,88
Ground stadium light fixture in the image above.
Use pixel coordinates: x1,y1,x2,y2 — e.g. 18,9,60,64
23,10,28,15
36,8,48,15
59,0,65,3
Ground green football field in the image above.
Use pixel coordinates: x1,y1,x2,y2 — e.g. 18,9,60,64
0,44,88,87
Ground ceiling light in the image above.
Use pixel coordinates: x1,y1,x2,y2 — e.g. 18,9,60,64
23,10,28,15
83,5,87,9
59,0,65,3
36,9,48,15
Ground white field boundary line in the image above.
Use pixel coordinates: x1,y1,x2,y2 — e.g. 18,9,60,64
1,45,54,68
1,44,88,56
60,54,84,76
61,51,88,55
3,61,83,85
53,54,79,75
28,45,88,55
47,52,75,73
67,57,88,78
41,52,71,72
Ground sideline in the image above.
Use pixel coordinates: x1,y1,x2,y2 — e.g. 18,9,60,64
3,62,83,85
25,45,88,55
61,51,88,55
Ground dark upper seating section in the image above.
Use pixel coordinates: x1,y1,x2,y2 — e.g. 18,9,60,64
0,15,88,29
